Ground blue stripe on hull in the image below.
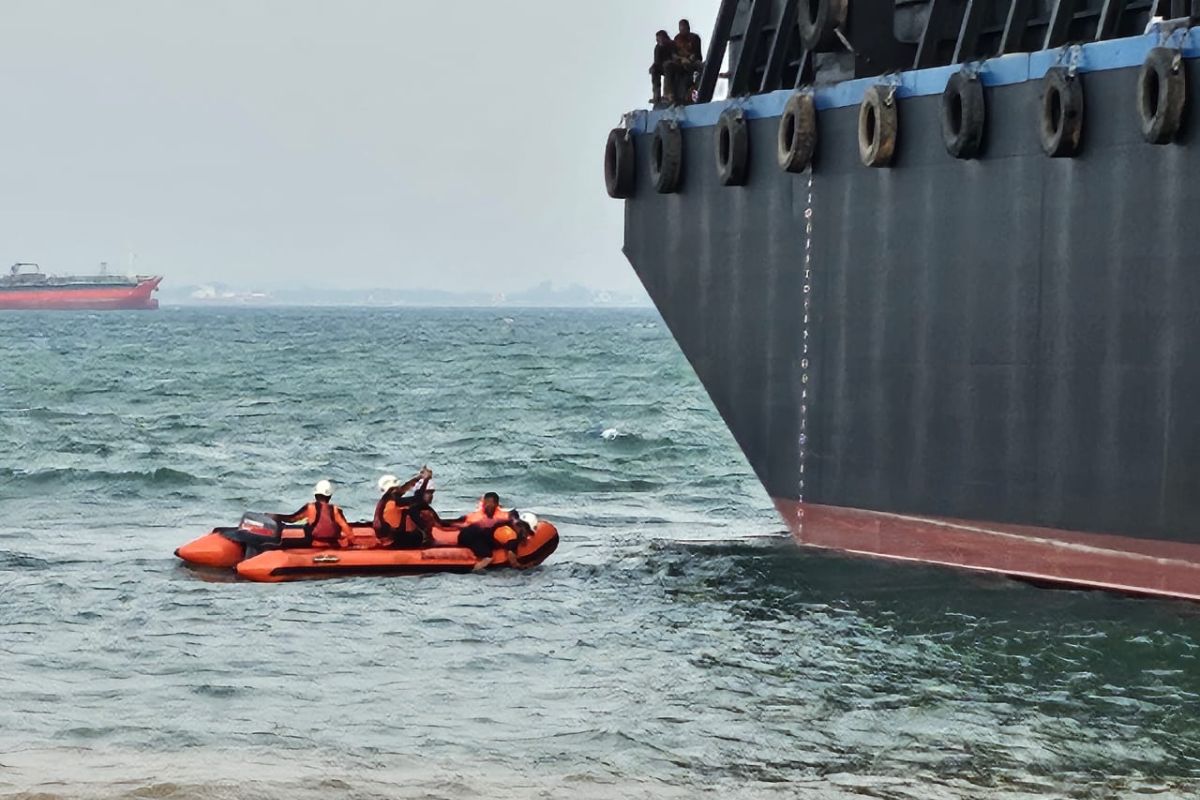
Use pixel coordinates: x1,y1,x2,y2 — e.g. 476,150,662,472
628,25,1200,132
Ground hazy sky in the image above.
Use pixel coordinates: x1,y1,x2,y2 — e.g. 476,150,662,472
0,1,720,292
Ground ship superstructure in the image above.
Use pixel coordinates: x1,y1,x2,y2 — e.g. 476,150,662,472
0,263,161,310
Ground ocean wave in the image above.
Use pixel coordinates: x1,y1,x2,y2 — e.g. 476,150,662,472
190,684,243,699
0,466,204,489
523,464,664,494
6,406,123,423
0,551,52,571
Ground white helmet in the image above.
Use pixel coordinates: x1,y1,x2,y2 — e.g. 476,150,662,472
377,474,400,493
518,511,539,529
313,479,334,497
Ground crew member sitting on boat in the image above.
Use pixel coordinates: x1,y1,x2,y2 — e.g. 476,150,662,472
389,477,466,549
373,468,431,547
455,491,517,563
665,19,703,105
274,479,353,548
649,30,675,106
457,511,539,571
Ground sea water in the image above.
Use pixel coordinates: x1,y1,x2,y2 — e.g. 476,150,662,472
1,308,1198,799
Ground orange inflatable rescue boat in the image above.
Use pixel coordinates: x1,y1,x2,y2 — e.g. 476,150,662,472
176,512,559,583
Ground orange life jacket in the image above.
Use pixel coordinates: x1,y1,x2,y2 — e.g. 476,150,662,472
464,501,510,528
373,493,406,532
306,501,347,543
493,525,519,550
381,498,403,529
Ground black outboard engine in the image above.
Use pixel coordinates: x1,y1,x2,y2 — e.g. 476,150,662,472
237,512,282,541
221,512,287,556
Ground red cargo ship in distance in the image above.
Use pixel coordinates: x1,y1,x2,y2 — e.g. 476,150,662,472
0,262,161,310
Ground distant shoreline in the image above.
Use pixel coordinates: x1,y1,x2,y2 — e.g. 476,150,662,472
161,280,651,310
158,302,656,311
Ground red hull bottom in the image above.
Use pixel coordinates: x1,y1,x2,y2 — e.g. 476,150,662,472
0,278,161,310
773,500,1200,603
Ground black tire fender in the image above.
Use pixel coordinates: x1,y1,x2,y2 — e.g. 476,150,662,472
777,92,818,173
650,119,683,194
941,71,986,159
797,0,848,52
1039,67,1084,158
604,128,635,199
1138,47,1186,144
858,85,898,168
715,109,749,186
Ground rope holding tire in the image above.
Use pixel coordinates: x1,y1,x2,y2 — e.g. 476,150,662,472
1039,67,1084,158
858,85,898,168
604,128,635,199
1138,47,1186,145
650,119,683,194
777,92,818,173
715,109,749,186
941,71,985,159
797,0,848,52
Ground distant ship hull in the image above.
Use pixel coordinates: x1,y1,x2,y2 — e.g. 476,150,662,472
0,277,161,310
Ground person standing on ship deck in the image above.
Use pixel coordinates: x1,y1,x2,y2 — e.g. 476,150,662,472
650,30,675,105
666,19,703,105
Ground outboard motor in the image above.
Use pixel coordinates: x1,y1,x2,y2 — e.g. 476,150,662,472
175,512,281,570
234,512,282,542
175,513,303,570
222,512,292,556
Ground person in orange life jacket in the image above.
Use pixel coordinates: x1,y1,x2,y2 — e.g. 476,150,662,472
459,510,538,571
390,477,465,549
463,492,515,528
274,479,353,547
456,491,516,565
453,491,516,554
373,467,431,548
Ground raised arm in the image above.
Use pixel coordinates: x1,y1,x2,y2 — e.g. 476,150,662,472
395,472,426,496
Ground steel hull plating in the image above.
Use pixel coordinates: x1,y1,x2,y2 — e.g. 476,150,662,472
0,277,161,310
623,50,1200,598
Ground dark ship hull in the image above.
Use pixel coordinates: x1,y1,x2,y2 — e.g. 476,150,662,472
618,13,1200,600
